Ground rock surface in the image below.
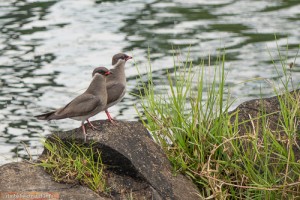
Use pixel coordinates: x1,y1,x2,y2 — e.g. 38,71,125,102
0,162,108,200
0,120,200,200
46,120,200,200
228,89,300,160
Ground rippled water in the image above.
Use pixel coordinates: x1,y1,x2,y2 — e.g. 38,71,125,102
0,0,299,164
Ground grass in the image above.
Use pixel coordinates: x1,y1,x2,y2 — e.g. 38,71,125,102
136,46,300,199
37,136,108,194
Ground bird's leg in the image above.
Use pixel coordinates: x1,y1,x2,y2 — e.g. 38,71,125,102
81,122,87,142
87,119,101,131
105,110,115,124
87,119,96,129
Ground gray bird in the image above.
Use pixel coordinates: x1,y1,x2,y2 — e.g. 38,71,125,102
35,67,112,141
104,53,132,123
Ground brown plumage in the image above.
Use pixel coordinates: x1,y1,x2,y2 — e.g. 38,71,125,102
104,53,132,122
35,67,112,141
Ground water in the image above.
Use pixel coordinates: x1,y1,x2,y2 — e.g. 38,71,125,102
0,0,299,165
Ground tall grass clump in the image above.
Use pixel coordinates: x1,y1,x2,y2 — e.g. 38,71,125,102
38,136,107,194
136,48,300,199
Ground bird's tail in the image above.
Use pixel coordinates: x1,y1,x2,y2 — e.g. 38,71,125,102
35,111,55,120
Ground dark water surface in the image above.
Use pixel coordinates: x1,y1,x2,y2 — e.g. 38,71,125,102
0,0,299,164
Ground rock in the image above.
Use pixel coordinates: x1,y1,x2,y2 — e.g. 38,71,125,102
0,162,108,200
45,120,200,200
228,89,300,160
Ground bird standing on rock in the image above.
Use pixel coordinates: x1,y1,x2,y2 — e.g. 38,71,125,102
35,67,112,142
104,53,132,123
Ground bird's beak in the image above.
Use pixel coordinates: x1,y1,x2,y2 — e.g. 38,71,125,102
125,56,133,61
105,71,113,75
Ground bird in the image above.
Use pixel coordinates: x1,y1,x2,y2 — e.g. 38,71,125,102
104,53,132,123
35,67,112,142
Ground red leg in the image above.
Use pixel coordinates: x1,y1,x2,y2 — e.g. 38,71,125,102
81,122,87,142
105,110,115,123
87,119,97,130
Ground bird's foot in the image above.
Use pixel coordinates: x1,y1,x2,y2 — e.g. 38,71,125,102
107,118,116,124
91,126,102,131
87,119,101,131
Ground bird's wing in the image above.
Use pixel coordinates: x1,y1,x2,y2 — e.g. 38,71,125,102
106,82,126,105
52,94,102,119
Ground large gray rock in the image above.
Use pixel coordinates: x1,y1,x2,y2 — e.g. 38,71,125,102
47,120,200,200
0,162,108,200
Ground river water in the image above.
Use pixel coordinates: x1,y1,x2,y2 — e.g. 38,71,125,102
0,0,299,164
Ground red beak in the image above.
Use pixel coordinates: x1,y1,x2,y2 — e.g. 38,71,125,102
125,56,133,61
105,71,112,75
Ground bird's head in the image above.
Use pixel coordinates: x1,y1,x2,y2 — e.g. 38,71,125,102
112,53,132,65
92,67,112,77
